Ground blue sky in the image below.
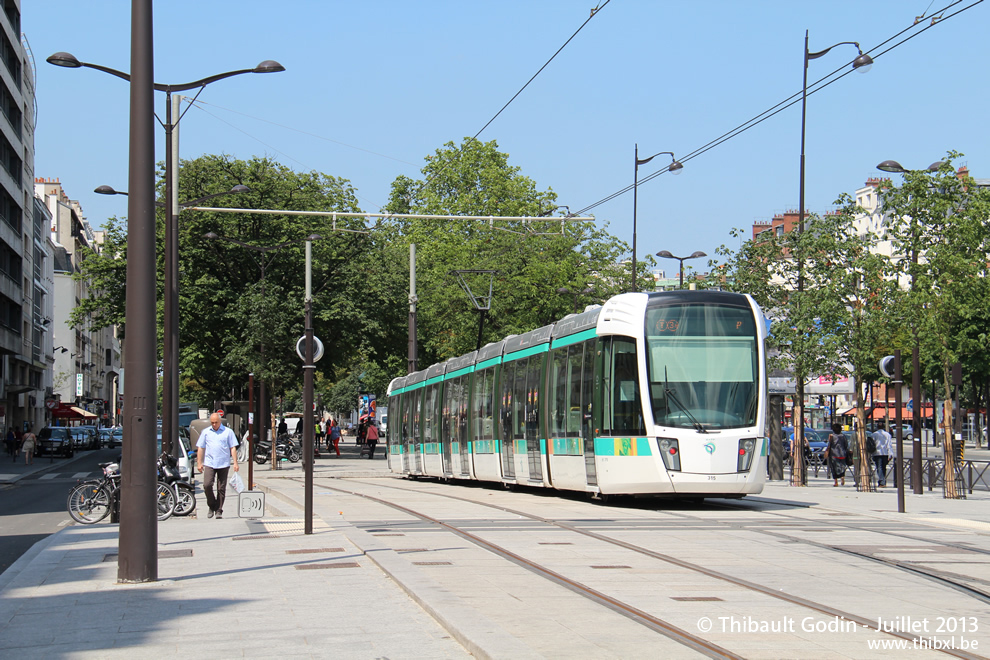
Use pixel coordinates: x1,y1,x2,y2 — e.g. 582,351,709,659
23,1,988,277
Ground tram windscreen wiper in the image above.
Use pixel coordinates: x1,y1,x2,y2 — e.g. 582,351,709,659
664,367,707,434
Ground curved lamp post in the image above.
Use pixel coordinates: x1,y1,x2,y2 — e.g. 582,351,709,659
557,286,594,314
655,250,707,289
632,146,682,293
875,158,943,496
793,32,871,488
50,51,284,487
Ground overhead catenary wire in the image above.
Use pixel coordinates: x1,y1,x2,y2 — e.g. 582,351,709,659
571,0,979,218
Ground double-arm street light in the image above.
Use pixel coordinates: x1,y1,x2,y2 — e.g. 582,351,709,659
49,50,284,499
632,146,682,293
95,182,250,454
876,158,943,495
791,31,872,488
655,250,707,289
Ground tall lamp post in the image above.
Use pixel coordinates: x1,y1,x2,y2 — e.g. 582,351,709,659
94,183,250,453
876,158,942,495
632,146,682,292
793,31,872,487
655,250,707,289
48,51,284,484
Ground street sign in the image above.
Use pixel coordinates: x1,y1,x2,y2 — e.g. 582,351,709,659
216,409,225,417
238,491,265,518
906,399,913,412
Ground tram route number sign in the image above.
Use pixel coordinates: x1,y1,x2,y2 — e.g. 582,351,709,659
238,491,265,519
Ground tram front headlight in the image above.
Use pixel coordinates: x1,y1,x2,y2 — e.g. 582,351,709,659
658,438,680,472
737,438,757,472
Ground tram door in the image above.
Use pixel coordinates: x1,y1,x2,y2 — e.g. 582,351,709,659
410,390,423,474
499,362,516,480
455,377,471,477
524,355,544,483
575,340,597,487
439,382,453,477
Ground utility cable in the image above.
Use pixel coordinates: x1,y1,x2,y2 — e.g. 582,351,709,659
571,0,979,217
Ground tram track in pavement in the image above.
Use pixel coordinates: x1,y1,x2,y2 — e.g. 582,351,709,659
689,498,990,602
287,475,985,659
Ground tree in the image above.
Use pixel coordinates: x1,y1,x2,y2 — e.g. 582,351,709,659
878,153,990,496
383,137,628,365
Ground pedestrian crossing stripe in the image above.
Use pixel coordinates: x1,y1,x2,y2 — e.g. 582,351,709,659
39,474,58,480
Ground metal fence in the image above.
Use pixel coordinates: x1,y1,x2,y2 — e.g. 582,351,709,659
889,458,990,495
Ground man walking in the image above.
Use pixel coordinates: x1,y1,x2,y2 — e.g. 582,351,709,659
196,413,239,519
873,424,892,488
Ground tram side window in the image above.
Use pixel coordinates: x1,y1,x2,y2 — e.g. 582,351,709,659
524,354,541,442
602,337,646,436
411,389,421,444
457,376,469,444
472,366,496,446
579,340,595,439
441,379,454,445
550,344,587,438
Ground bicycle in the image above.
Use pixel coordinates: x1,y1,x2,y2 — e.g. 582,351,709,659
67,461,177,524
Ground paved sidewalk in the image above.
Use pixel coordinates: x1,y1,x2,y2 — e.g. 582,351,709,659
0,452,470,658
4,445,990,658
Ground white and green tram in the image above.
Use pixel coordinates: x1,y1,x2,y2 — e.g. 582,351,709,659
385,290,768,498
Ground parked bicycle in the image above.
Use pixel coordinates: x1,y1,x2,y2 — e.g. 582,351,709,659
66,461,177,524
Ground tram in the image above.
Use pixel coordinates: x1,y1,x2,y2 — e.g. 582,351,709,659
385,290,768,498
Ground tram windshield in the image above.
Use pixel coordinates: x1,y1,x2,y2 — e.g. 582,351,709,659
645,303,759,430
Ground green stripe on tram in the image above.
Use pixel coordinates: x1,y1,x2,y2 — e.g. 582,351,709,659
503,343,549,363
475,357,501,370
595,437,653,456
551,328,598,349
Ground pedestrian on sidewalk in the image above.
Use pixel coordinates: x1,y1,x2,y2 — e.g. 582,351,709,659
365,421,379,459
825,423,849,487
328,418,341,457
873,425,892,487
4,428,15,460
196,413,239,519
20,426,36,465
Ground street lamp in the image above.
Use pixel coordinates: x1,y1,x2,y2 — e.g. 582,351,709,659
655,250,707,289
632,146,682,293
95,183,250,452
793,31,871,488
557,286,593,314
876,158,942,495
49,50,283,500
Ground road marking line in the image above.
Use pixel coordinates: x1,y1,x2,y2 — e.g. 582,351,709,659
39,473,59,480
73,472,90,479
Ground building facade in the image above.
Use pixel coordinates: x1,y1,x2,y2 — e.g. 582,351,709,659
0,1,53,434
36,178,120,426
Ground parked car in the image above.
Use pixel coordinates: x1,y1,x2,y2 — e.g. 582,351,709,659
108,428,123,448
69,427,97,450
782,427,829,463
96,429,113,449
37,427,74,458
157,431,194,484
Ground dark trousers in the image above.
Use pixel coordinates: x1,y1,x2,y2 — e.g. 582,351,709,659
366,440,377,459
203,466,230,513
873,455,889,486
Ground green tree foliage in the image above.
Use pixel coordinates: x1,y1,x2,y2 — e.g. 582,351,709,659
382,137,628,365
878,154,990,488
71,217,128,333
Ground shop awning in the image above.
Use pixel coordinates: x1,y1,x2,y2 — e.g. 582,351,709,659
50,403,97,418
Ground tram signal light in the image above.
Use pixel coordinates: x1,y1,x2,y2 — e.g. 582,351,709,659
879,355,898,380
